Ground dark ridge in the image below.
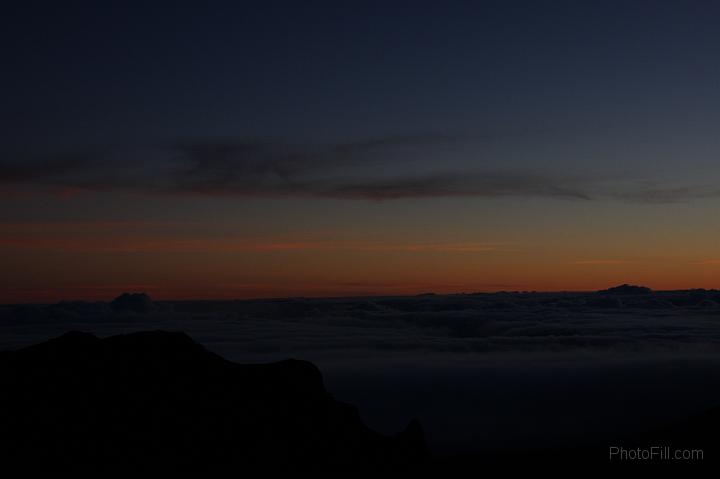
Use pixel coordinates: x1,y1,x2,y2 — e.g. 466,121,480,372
598,284,653,295
0,331,427,472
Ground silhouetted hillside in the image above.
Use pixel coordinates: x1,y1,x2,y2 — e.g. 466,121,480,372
0,331,427,472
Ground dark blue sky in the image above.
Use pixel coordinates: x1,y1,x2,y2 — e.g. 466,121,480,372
6,1,720,151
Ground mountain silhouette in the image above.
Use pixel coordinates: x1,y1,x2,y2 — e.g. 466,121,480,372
0,331,427,472
109,292,156,312
598,284,653,295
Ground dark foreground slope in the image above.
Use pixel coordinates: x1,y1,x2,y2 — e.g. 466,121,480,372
0,331,427,472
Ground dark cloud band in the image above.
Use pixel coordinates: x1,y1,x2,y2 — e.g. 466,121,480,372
0,136,706,202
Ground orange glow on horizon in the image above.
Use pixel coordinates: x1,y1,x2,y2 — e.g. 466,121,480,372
4,205,720,304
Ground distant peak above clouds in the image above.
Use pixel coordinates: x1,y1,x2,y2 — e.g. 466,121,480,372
598,284,653,295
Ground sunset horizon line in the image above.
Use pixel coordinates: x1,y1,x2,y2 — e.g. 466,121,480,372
5,283,720,306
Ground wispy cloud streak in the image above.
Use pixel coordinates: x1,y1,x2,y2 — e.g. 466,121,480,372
0,235,511,254
0,137,594,201
573,259,627,265
1,136,714,203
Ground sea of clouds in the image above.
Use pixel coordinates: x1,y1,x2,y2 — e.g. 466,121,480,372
3,291,720,452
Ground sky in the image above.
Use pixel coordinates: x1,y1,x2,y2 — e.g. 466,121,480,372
3,0,720,302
